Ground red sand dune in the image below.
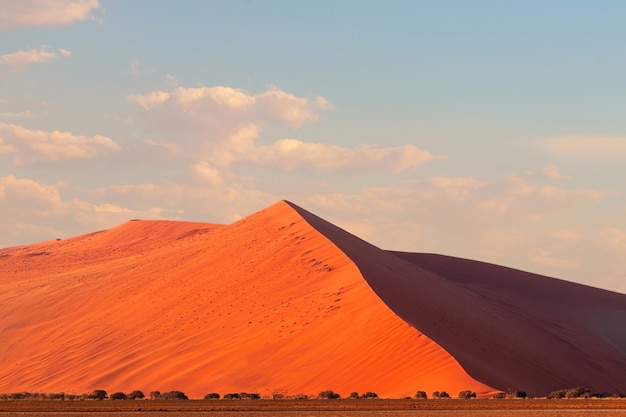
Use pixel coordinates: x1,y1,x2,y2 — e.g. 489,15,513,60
0,200,625,398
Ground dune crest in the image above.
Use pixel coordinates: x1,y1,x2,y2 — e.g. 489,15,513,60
0,201,491,398
287,202,626,396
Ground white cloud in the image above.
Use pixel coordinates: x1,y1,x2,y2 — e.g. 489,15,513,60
129,84,442,173
0,122,119,164
598,228,626,254
0,46,70,73
529,165,568,180
143,138,179,153
0,137,17,155
541,136,626,161
0,175,166,248
549,229,581,244
129,91,170,110
530,251,579,269
57,48,72,57
0,110,32,119
0,0,101,31
193,162,222,185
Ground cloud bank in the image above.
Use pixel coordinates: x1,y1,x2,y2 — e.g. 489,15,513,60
0,46,71,73
129,85,442,173
0,0,100,31
0,122,119,165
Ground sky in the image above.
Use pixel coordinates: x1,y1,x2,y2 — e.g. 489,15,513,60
1,0,625,293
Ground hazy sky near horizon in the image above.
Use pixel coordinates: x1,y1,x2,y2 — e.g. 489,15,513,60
1,1,625,293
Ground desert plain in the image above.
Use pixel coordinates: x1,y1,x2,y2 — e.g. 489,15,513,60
2,398,626,417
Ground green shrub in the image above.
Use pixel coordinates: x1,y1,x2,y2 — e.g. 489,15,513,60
415,390,427,399
128,390,145,400
110,392,127,400
458,390,476,399
204,393,220,400
88,390,108,400
318,390,340,399
162,391,188,400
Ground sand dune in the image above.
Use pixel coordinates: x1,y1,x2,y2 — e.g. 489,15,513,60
1,200,624,398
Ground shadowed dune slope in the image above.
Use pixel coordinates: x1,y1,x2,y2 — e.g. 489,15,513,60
287,202,626,397
0,201,493,399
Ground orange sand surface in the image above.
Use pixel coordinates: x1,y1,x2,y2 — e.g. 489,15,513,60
288,202,626,397
0,201,492,399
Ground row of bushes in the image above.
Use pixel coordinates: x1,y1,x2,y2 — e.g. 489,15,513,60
548,387,625,399
2,387,623,401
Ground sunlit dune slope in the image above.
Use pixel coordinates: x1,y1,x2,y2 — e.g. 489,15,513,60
0,201,493,399
288,202,626,397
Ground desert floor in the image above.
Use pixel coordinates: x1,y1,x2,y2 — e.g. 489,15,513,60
1,399,626,416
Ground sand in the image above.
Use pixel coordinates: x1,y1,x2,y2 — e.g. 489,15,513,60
0,201,491,398
1,200,625,398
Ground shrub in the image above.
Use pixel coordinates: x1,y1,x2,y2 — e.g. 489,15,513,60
162,390,188,400
492,392,506,399
548,387,591,399
513,390,527,399
88,390,108,400
458,390,476,400
223,393,240,399
286,393,309,399
239,392,260,399
415,390,427,399
362,391,378,399
150,391,161,400
128,390,145,400
48,392,65,401
432,391,449,399
348,391,360,399
204,393,220,400
566,387,591,398
318,390,340,399
110,392,127,400
268,388,285,399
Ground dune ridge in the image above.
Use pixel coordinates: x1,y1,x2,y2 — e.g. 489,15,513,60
287,202,626,397
0,201,492,399
1,200,625,398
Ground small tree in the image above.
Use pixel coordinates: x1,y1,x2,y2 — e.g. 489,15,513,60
110,392,127,400
507,388,527,399
362,391,378,399
458,390,476,400
415,390,427,399
49,392,65,401
204,392,220,400
318,390,340,399
223,393,240,399
128,390,145,400
150,391,162,400
348,391,360,399
89,390,108,400
162,390,188,400
267,388,285,400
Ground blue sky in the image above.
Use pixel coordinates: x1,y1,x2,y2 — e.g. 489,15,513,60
1,1,626,293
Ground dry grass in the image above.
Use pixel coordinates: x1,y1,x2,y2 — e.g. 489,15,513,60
1,398,626,415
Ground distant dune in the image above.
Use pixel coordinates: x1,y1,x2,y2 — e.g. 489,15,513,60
1,201,625,398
